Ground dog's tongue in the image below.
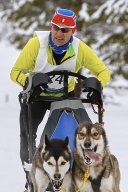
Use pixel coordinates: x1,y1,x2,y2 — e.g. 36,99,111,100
85,150,102,163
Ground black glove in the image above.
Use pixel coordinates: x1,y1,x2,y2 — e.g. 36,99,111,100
87,90,101,103
32,73,52,88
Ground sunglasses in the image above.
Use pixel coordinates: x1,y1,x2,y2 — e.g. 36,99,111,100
51,23,72,33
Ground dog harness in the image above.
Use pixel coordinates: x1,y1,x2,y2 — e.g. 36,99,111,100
76,166,90,192
60,188,66,192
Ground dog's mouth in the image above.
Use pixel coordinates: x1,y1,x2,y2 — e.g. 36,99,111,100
51,179,63,191
82,145,103,165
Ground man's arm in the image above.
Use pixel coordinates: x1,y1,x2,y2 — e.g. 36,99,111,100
77,41,111,87
10,37,40,86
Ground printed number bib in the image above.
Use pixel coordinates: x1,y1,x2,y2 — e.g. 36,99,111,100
47,74,72,93
48,74,64,89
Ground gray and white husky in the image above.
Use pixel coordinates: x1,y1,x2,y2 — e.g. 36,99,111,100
72,121,121,192
24,135,72,192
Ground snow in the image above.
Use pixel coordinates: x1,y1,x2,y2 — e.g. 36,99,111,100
91,0,128,23
0,40,128,192
78,3,90,22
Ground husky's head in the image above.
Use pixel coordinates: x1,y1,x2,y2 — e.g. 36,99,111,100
40,135,71,191
75,122,108,166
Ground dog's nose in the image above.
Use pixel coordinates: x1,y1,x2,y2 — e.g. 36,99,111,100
84,141,91,148
54,173,61,180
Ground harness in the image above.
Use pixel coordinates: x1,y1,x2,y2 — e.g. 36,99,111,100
76,166,90,192
75,166,106,192
60,188,66,192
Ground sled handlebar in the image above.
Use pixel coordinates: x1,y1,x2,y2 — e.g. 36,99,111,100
19,70,103,105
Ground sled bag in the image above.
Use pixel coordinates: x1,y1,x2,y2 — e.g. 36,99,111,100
51,111,78,151
40,100,91,151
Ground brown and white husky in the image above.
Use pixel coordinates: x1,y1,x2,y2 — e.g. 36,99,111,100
72,121,121,192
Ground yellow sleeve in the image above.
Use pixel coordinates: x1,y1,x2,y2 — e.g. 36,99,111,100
10,36,40,86
77,41,111,87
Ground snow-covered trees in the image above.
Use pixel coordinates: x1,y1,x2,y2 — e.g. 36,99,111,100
1,0,128,81
1,0,82,48
89,0,128,80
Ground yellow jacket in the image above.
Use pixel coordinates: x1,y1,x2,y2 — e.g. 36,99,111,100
10,32,110,92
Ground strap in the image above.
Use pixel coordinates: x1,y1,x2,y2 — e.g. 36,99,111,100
76,166,90,192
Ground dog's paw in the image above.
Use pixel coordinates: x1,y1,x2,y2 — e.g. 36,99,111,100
23,161,32,172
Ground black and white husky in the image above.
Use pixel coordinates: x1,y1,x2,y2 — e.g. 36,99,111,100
24,135,72,192
72,121,121,192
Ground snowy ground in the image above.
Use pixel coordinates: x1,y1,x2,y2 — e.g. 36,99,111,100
0,41,128,191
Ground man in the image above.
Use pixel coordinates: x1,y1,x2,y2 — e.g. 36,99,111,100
10,8,110,191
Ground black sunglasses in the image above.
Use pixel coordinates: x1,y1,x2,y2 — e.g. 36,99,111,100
52,23,72,33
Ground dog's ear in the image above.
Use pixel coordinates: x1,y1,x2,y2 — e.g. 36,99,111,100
64,136,69,147
64,136,71,154
45,135,50,146
94,122,104,128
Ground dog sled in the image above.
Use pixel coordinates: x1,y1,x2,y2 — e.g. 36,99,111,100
19,70,104,192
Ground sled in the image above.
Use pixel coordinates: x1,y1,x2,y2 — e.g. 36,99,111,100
19,70,104,192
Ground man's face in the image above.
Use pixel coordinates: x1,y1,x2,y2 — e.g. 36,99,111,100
51,23,73,46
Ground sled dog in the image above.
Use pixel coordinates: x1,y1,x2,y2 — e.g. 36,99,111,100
24,135,72,192
72,121,120,192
